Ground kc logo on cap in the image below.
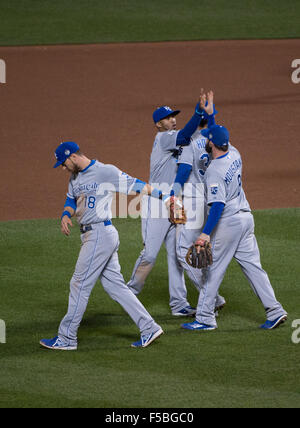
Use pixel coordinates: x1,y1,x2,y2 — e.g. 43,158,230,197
53,141,80,168
153,106,181,124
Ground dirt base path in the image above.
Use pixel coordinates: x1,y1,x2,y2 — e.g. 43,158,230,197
0,39,299,221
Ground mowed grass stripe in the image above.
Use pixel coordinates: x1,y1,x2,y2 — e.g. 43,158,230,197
0,0,300,46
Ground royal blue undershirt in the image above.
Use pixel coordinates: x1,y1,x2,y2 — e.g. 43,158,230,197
202,202,225,235
176,112,201,146
171,163,192,196
64,196,77,211
207,113,216,128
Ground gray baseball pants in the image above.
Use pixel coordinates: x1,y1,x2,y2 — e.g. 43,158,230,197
58,222,161,347
176,224,226,309
196,211,287,327
127,217,191,313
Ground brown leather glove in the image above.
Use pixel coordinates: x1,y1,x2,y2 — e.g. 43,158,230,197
168,197,187,225
186,241,213,269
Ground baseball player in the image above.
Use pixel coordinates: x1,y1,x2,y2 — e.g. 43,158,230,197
40,141,171,350
174,91,226,312
181,125,288,331
127,97,205,316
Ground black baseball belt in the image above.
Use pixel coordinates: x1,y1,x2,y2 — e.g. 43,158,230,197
80,220,112,234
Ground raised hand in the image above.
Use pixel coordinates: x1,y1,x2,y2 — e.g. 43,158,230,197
202,90,214,116
199,88,207,110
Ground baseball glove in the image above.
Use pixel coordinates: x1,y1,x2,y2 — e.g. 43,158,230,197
186,241,213,269
169,197,187,225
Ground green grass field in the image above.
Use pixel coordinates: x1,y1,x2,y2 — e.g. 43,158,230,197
0,208,299,408
0,0,300,46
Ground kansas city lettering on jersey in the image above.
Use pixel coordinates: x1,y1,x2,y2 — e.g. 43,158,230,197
78,182,99,192
224,158,242,185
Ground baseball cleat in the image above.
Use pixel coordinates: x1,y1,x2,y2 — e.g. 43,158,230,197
172,305,196,317
181,320,216,331
131,328,164,348
40,336,77,351
260,315,287,330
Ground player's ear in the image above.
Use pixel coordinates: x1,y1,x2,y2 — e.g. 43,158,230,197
69,153,78,162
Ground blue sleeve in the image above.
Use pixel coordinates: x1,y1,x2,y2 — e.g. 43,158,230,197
64,196,77,211
176,113,201,146
202,202,225,235
207,113,216,127
131,179,146,194
171,163,192,196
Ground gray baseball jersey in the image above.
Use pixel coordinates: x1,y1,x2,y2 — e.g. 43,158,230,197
149,130,181,187
205,145,251,217
67,160,136,225
178,130,210,190
194,144,286,327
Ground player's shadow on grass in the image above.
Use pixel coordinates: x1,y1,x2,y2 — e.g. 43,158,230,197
80,312,137,341
82,312,133,328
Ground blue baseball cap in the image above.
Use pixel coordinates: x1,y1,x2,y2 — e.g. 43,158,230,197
53,141,80,168
201,125,229,147
153,106,180,124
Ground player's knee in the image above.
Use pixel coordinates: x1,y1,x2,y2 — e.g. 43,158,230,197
144,255,156,265
70,276,80,288
69,276,92,302
142,248,157,265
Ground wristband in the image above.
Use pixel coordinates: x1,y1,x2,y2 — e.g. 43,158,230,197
195,103,204,116
61,210,71,220
151,188,163,199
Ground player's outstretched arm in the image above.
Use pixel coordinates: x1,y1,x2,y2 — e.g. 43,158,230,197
176,93,208,146
131,181,166,200
133,182,186,224
130,180,181,207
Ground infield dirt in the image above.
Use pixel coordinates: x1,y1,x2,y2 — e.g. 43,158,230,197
0,39,299,221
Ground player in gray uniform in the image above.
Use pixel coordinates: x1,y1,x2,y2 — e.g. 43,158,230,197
173,91,225,311
181,125,287,331
40,141,166,350
127,101,205,316
175,133,226,311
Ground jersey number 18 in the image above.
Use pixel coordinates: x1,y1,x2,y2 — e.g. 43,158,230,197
86,196,96,209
